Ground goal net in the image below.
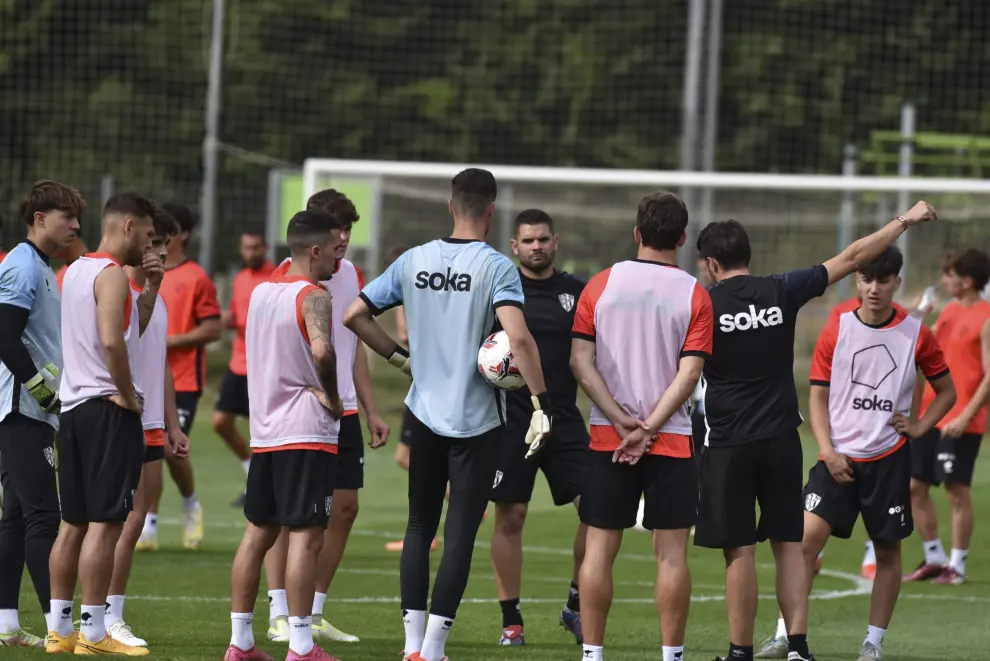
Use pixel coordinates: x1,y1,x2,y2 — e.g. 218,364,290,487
302,158,990,356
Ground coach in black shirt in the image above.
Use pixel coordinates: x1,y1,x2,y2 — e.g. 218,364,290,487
694,201,937,661
490,209,588,646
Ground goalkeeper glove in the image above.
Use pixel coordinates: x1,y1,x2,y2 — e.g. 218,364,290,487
25,362,61,413
524,393,552,459
387,347,411,376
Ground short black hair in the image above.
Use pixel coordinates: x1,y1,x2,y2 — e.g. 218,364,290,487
944,248,990,291
451,168,497,219
240,228,266,240
696,219,751,270
636,191,688,251
153,206,180,237
103,192,157,222
307,190,359,226
858,246,903,280
286,209,343,255
21,180,86,226
514,209,554,235
160,203,195,235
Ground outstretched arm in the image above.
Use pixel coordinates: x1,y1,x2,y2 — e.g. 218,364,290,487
823,200,937,285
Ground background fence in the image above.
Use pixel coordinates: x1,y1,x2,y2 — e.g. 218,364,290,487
1,0,988,287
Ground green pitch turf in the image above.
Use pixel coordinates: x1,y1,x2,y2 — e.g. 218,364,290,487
10,367,989,659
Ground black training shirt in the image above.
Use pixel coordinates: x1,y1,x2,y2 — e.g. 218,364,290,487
501,269,586,430
703,265,829,445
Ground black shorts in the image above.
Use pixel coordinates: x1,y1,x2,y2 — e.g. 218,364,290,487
399,406,415,446
174,391,200,436
244,449,337,528
695,431,804,549
804,443,913,543
144,445,165,463
335,414,365,490
215,371,250,418
0,413,60,529
691,407,707,474
491,423,589,505
58,399,145,524
579,450,698,531
911,429,983,487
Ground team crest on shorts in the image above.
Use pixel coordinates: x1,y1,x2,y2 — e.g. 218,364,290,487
43,446,56,468
805,493,821,512
493,470,504,488
325,496,332,516
559,293,575,312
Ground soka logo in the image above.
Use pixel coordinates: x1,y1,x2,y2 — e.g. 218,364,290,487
852,395,894,412
415,268,472,291
719,305,783,332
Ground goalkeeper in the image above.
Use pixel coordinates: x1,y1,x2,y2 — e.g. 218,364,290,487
344,168,550,661
0,180,84,647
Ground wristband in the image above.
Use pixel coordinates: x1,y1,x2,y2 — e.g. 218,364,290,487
535,392,551,413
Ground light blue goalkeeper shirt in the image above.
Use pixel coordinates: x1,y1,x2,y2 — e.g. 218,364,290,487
360,238,525,438
0,242,62,429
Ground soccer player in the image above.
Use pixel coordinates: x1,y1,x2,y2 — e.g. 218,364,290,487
489,209,588,647
694,201,936,661
570,192,712,661
140,203,221,551
214,230,275,507
264,190,389,645
344,168,551,661
0,181,83,648
55,236,89,292
47,192,160,655
904,248,990,585
223,209,344,661
102,208,190,649
801,247,955,661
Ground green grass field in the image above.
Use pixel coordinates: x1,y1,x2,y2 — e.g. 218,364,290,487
8,364,989,660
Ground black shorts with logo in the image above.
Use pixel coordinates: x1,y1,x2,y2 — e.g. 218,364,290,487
244,448,337,528
215,370,249,418
911,428,983,487
0,413,60,532
335,414,365,490
803,442,913,543
579,450,698,531
491,423,589,506
58,399,145,524
174,391,201,436
695,430,804,549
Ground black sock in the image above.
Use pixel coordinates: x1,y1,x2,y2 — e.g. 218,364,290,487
566,581,580,612
788,633,809,658
729,643,754,660
499,598,523,628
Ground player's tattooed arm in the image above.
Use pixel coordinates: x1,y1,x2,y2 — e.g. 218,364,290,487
304,288,342,417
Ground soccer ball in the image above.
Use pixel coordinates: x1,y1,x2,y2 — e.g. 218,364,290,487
478,330,526,390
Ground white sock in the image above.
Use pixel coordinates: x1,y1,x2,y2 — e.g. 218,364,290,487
312,592,327,621
241,458,251,475
923,539,947,566
80,604,106,644
288,616,314,655
420,614,453,661
775,616,787,639
230,612,254,651
182,494,199,513
662,645,684,661
142,513,158,536
0,609,20,635
105,595,125,627
863,540,877,566
402,609,426,655
268,589,288,624
50,599,74,637
582,644,604,660
949,548,968,575
865,625,886,649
